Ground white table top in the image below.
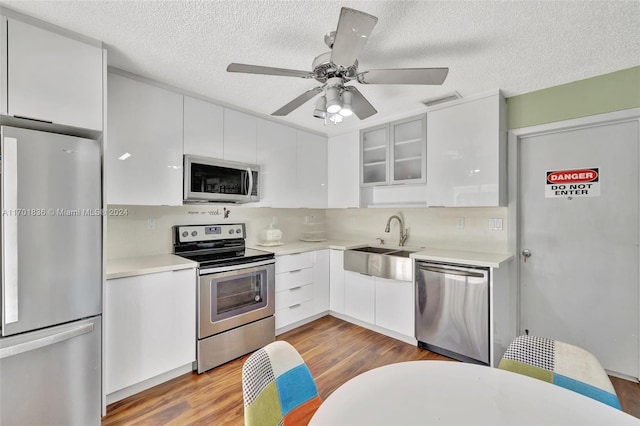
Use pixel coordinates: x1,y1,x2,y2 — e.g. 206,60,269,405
310,361,638,426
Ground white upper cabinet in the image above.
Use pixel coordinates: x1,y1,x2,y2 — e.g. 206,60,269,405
106,73,183,205
328,131,360,208
360,114,426,187
296,130,328,208
256,119,297,207
223,109,257,164
391,115,427,184
183,96,223,158
4,18,103,131
426,90,506,207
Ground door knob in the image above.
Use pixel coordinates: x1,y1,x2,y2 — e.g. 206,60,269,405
522,249,532,262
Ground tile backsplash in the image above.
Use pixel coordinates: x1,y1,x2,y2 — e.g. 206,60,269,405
107,205,508,260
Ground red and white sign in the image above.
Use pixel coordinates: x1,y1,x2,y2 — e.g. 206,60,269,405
545,167,600,198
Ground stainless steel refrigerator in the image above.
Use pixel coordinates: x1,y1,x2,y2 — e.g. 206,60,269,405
0,126,102,425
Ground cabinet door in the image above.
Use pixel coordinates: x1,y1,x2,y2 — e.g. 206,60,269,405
296,130,328,208
329,250,346,314
328,131,360,208
360,124,389,186
426,92,505,207
390,115,426,184
223,109,257,164
105,269,196,394
106,73,183,205
313,249,330,314
375,277,414,337
256,119,297,207
344,271,375,324
6,18,103,130
183,96,223,158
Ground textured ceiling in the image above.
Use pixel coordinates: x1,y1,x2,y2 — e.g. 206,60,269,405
2,0,639,136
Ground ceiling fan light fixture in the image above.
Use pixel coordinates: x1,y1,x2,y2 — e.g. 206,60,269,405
313,95,327,118
339,90,353,116
326,86,342,114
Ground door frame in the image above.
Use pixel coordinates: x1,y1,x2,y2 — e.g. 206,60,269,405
507,107,640,377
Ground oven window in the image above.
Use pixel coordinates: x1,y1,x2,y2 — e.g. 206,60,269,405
211,270,268,321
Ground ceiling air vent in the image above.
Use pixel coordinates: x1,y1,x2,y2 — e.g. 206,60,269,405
422,91,462,107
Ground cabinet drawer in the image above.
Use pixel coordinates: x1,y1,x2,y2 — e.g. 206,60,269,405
275,252,314,274
276,284,313,309
275,301,313,329
275,267,313,292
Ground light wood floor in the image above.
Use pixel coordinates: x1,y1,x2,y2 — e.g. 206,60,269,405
102,316,640,425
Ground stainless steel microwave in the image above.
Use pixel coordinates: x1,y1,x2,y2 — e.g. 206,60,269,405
184,155,260,203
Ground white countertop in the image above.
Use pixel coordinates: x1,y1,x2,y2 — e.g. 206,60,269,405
106,254,198,279
250,240,513,268
411,248,513,268
107,241,512,279
247,239,367,255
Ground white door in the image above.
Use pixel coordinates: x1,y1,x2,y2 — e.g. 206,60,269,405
518,115,639,378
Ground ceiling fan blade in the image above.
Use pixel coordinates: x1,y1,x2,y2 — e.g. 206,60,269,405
330,8,378,68
272,87,323,116
227,63,315,79
345,86,377,119
359,68,449,85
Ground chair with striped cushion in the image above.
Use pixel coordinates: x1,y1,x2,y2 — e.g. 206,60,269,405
242,340,322,426
499,335,621,409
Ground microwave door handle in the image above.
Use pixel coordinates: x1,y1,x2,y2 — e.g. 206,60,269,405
246,167,253,199
2,136,19,325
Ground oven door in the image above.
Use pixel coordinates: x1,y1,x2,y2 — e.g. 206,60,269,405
198,260,274,338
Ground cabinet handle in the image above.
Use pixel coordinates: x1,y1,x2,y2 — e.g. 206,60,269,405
290,286,302,291
289,304,302,309
289,269,303,273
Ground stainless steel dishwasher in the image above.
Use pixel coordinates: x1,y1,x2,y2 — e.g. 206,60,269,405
415,261,489,365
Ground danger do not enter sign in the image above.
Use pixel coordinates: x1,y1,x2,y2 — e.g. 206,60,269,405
545,167,600,198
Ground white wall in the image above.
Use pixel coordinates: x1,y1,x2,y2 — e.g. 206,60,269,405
326,207,508,252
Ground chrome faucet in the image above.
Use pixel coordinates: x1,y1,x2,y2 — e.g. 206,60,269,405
385,215,408,246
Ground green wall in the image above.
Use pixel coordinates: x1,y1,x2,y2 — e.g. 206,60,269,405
507,66,640,130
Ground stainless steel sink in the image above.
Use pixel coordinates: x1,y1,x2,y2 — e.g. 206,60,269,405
344,246,422,281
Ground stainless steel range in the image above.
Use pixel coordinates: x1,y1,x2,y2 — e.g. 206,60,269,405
173,223,275,373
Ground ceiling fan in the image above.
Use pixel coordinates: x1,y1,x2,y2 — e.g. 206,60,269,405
227,7,449,123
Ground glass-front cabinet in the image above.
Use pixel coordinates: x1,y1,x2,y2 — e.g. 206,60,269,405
360,114,426,186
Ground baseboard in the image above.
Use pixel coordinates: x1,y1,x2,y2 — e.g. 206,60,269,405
106,363,194,405
328,311,417,346
276,311,329,336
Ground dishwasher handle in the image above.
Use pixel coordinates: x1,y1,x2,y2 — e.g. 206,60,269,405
418,265,485,278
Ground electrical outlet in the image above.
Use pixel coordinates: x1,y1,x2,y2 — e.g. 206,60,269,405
456,217,465,229
489,218,503,231
349,216,356,225
272,216,278,225
147,218,157,230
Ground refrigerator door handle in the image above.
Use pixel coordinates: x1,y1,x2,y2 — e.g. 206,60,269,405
0,322,94,359
2,136,19,324
418,265,485,278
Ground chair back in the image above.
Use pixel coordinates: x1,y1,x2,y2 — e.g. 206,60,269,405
242,341,322,426
499,335,621,409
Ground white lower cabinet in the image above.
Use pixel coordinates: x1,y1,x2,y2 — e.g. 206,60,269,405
375,277,414,338
344,271,375,324
275,250,329,331
105,269,196,397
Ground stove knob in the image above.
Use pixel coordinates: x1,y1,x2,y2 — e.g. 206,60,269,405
236,228,242,234
182,231,188,238
229,229,235,234
191,231,198,237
